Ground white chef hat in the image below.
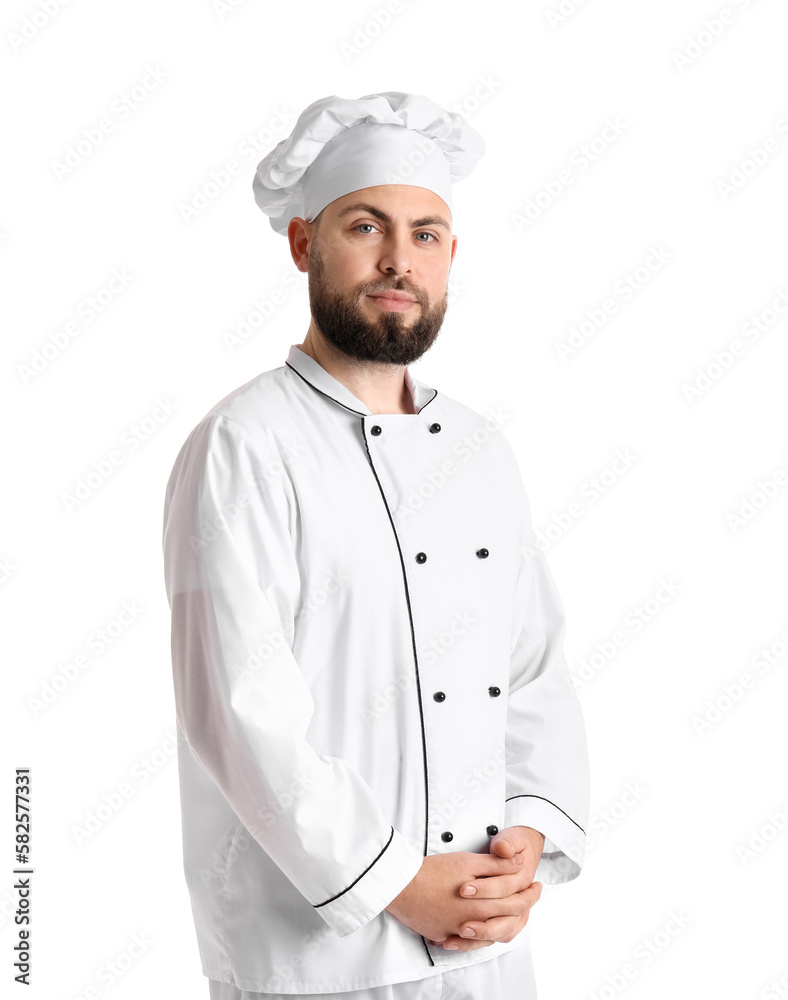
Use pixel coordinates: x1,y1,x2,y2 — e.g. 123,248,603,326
252,91,485,236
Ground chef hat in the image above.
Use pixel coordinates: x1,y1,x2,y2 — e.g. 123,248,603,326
252,91,485,236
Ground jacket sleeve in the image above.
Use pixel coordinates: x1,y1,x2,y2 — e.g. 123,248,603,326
501,449,591,885
162,412,424,937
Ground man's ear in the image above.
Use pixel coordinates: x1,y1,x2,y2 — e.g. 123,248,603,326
288,217,312,273
449,233,458,267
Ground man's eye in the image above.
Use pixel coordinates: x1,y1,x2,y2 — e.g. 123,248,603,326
416,232,437,242
355,224,378,233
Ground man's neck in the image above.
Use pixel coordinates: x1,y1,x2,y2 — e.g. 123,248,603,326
298,334,417,415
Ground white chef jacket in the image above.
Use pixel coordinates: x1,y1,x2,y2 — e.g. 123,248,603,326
162,343,590,995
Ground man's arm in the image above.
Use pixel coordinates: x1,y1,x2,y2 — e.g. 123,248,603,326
162,413,423,937
500,446,591,884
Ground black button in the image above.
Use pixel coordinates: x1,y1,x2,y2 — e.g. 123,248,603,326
476,548,489,558
370,425,382,436
433,691,446,702
429,423,441,434
415,552,427,563
487,825,498,836
488,686,501,697
441,831,453,842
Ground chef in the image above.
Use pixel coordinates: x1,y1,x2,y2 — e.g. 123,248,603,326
162,91,590,999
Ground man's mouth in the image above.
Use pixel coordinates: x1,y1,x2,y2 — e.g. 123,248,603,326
368,291,417,311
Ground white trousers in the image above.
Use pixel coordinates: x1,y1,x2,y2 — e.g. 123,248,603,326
207,940,537,1000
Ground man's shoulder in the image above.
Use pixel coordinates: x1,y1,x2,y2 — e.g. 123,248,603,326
166,363,305,482
187,361,305,442
202,363,292,431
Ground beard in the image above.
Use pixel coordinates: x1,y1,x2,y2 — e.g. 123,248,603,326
306,239,449,366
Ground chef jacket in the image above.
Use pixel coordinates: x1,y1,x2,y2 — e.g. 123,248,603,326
162,343,590,994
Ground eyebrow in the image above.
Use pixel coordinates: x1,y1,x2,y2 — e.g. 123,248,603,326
336,202,452,232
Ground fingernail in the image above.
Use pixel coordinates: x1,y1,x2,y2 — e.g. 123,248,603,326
462,885,476,895
446,944,460,950
460,928,476,937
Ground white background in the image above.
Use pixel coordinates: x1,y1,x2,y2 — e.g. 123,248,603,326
4,0,788,997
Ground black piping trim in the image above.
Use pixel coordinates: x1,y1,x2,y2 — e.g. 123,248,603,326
313,825,395,908
285,361,367,417
505,794,586,835
360,420,434,966
418,387,439,411
285,360,439,416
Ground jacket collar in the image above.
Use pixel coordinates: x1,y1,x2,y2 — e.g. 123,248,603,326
284,344,437,416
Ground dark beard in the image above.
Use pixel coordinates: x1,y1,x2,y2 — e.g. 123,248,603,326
306,240,449,366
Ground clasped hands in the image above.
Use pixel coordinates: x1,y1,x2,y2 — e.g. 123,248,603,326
385,826,545,953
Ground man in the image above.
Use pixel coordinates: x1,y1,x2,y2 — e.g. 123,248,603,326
162,92,590,999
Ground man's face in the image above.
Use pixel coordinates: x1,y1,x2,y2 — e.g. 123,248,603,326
297,185,457,366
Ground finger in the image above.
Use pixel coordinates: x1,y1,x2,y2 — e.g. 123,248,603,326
458,887,543,945
490,837,517,856
457,912,527,946
459,880,543,922
473,851,526,877
459,870,532,900
432,935,496,953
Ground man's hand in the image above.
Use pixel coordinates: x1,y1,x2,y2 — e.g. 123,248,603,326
385,826,545,953
430,826,545,952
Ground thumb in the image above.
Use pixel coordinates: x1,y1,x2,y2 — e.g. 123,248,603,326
490,838,524,863
491,836,516,856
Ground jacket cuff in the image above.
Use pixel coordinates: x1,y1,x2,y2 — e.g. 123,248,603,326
504,794,586,885
313,827,425,937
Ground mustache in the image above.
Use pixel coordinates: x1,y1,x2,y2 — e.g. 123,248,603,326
365,283,421,299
